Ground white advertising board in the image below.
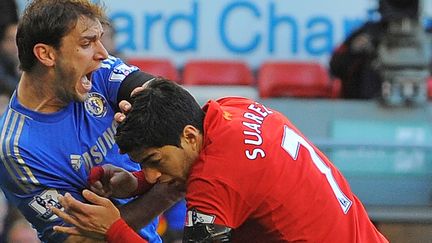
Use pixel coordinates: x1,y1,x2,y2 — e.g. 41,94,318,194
18,0,431,67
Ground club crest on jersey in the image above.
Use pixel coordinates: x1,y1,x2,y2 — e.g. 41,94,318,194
85,92,108,118
70,154,82,171
29,189,63,221
109,63,135,82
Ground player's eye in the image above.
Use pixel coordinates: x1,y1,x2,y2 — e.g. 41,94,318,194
141,159,161,169
81,42,91,48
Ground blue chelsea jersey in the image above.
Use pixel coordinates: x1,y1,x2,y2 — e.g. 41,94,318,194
0,56,161,243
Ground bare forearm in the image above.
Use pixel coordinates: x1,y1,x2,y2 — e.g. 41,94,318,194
64,235,105,243
119,182,185,231
106,219,148,243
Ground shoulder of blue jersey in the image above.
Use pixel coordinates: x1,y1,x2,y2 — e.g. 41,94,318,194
99,55,139,82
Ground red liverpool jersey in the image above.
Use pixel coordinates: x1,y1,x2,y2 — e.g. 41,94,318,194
186,97,388,243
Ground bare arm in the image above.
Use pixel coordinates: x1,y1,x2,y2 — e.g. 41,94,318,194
120,181,185,231
87,165,185,231
63,235,105,243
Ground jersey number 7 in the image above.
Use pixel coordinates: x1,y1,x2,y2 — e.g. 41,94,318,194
281,125,353,214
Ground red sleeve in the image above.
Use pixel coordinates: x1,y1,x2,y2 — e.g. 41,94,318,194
186,176,251,228
131,171,154,196
106,218,148,243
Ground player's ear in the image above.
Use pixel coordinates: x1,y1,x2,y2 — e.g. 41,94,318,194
33,43,56,67
182,125,200,151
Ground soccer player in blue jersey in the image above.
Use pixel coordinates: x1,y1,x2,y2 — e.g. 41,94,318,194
0,0,182,242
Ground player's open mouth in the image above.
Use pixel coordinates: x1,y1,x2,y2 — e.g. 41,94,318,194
78,72,93,93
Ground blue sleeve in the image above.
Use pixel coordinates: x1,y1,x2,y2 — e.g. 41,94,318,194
164,199,187,231
92,55,139,109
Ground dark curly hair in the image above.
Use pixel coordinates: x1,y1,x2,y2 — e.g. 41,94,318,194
115,78,205,154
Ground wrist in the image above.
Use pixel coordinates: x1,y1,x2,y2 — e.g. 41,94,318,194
106,218,148,243
106,218,131,243
131,170,154,196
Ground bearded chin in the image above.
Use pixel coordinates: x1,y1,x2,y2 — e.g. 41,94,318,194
55,86,88,104
54,65,89,104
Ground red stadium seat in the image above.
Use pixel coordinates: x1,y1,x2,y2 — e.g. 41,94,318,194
330,78,342,99
258,61,338,98
127,58,179,82
182,60,254,86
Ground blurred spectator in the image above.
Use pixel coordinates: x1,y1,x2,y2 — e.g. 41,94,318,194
0,0,20,98
329,21,384,99
330,0,431,100
0,21,20,97
0,190,34,243
0,0,19,22
0,0,19,115
0,191,8,243
6,219,40,243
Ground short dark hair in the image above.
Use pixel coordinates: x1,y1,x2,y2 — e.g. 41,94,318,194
17,0,107,71
115,78,205,153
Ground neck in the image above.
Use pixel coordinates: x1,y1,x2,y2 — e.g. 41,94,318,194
17,70,67,113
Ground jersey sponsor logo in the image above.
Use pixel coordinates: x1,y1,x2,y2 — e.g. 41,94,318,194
109,63,136,82
185,209,215,226
29,189,63,221
80,121,118,172
70,154,83,171
84,93,108,118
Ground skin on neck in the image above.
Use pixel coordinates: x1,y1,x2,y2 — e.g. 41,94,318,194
17,66,67,113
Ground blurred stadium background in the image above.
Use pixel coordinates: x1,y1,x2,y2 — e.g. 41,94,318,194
4,0,432,242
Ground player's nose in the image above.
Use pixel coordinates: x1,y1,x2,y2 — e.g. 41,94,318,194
94,39,109,61
143,168,162,184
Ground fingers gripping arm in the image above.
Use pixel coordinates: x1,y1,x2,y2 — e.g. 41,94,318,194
53,195,148,243
53,182,184,241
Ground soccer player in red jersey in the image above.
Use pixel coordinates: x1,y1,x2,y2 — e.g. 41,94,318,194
52,78,388,242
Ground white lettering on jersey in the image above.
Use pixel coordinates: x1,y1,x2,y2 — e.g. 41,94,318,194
80,121,117,173
29,189,63,221
242,102,273,160
245,148,265,160
242,121,261,135
243,130,262,145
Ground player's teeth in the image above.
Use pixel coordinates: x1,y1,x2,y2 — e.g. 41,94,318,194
82,76,89,84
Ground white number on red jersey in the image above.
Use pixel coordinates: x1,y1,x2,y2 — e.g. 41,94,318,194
281,125,352,214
